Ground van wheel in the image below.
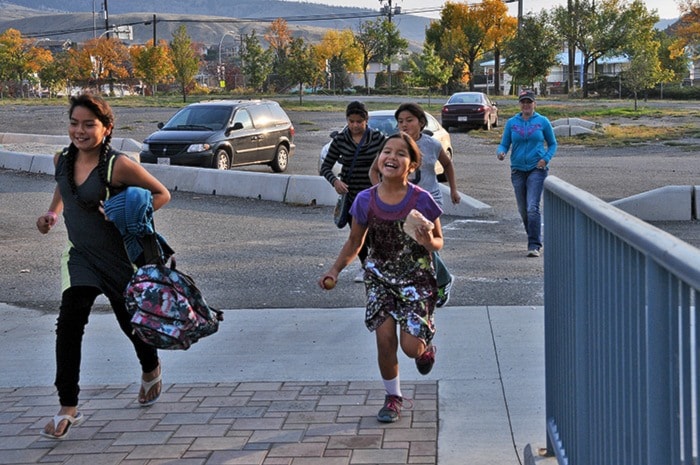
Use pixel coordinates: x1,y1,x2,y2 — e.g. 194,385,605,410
213,149,230,170
270,144,289,172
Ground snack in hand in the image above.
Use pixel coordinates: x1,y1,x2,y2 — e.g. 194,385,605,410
403,209,434,242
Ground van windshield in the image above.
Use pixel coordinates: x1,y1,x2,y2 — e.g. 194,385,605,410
163,106,232,131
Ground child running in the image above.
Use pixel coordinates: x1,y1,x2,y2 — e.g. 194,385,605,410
319,131,444,423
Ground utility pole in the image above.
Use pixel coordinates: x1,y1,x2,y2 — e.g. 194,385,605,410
145,14,157,46
379,0,401,90
103,0,110,38
504,0,522,31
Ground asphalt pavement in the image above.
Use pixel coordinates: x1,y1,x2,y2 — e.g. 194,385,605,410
0,165,557,464
1,100,698,464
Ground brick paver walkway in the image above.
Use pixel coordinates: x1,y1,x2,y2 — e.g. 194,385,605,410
1,380,438,465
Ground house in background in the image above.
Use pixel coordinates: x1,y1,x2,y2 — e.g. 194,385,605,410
479,48,698,95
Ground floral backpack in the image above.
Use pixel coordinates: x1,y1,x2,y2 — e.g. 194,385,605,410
124,231,223,350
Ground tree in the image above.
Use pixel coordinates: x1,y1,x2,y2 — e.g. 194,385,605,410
130,39,174,96
264,18,293,91
240,30,273,92
622,38,665,109
481,0,518,95
37,59,64,98
406,44,451,104
503,12,560,91
426,1,512,92
170,25,200,102
619,4,672,105
0,29,53,98
657,30,690,85
378,19,408,90
82,36,131,95
354,18,389,94
283,37,320,104
315,29,363,92
265,18,292,63
669,0,700,64
552,0,659,97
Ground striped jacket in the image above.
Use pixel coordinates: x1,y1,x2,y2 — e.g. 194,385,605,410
320,127,385,203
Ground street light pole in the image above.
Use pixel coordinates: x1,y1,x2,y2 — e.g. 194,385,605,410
218,31,238,89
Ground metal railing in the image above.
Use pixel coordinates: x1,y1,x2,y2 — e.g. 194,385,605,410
543,176,700,465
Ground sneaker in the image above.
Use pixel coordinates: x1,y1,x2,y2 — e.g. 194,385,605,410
527,249,540,257
354,269,365,283
377,395,403,423
415,344,437,375
436,274,455,308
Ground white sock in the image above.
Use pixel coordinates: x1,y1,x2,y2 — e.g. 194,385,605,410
382,375,402,398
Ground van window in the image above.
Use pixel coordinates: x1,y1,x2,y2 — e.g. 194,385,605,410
267,103,289,125
232,108,253,129
247,104,272,128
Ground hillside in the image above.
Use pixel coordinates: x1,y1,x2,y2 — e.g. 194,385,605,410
0,0,431,48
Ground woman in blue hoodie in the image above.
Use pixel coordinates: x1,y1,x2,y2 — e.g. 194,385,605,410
497,89,557,257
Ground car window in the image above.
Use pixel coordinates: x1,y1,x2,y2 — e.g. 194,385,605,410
232,108,253,129
163,108,191,128
267,103,290,125
247,104,272,128
369,115,397,135
163,106,230,130
197,107,231,130
425,114,439,132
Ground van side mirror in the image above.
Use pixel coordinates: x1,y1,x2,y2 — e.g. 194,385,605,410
157,122,164,129
231,122,244,130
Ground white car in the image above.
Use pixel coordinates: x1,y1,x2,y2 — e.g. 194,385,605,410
319,110,454,181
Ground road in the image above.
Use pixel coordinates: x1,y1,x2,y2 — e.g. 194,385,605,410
1,99,698,311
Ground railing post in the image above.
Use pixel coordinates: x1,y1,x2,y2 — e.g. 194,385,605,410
645,261,672,465
572,208,590,465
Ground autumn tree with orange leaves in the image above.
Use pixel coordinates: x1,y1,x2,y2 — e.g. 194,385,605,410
426,1,516,93
131,39,175,95
81,36,131,93
670,0,700,62
0,28,53,98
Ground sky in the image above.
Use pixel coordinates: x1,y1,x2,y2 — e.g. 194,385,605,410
286,0,683,20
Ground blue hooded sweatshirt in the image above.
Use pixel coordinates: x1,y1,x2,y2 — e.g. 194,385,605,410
497,111,557,171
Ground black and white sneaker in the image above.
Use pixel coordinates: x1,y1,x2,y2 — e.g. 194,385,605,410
436,274,455,308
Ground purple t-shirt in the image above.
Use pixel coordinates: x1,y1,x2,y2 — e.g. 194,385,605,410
350,183,442,226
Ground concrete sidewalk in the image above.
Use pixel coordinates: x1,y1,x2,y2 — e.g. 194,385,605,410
0,303,554,465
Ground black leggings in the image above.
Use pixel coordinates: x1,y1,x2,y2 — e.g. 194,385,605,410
54,286,159,407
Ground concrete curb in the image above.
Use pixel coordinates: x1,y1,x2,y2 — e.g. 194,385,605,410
0,132,142,161
551,117,599,137
0,146,493,217
611,185,699,221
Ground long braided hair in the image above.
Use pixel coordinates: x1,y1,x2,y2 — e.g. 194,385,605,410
64,93,115,209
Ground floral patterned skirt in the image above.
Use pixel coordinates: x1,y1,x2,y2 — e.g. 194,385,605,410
363,217,437,343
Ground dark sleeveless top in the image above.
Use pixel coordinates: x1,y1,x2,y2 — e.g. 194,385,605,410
55,150,134,297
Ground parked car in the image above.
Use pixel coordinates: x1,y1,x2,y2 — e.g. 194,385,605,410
139,99,295,172
319,109,453,181
441,92,498,131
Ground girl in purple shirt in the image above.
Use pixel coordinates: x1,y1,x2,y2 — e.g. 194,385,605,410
319,132,443,423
